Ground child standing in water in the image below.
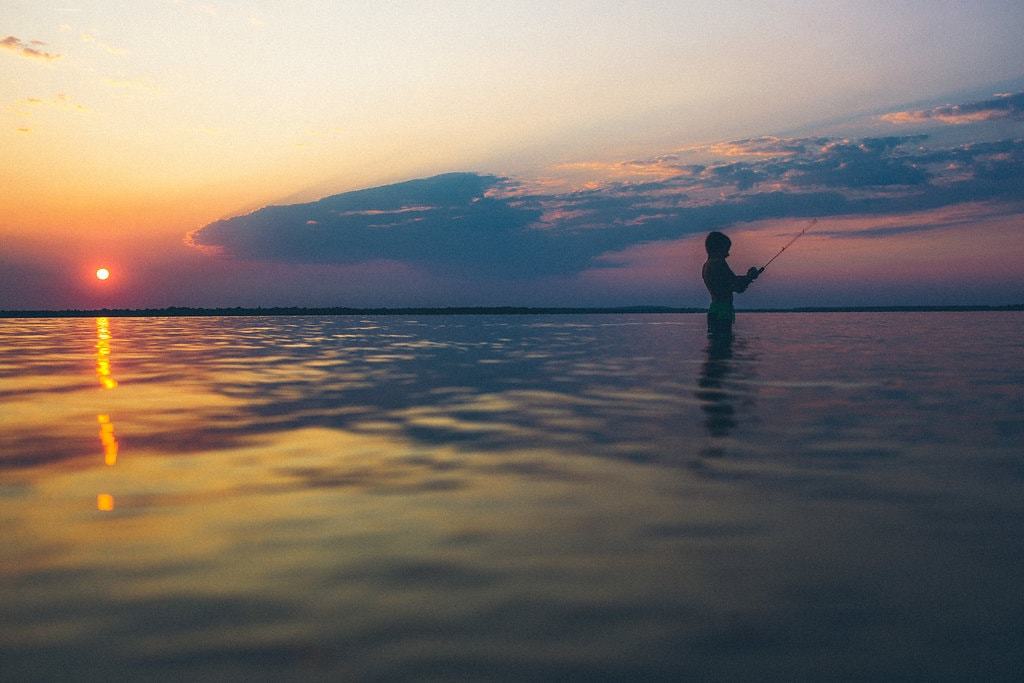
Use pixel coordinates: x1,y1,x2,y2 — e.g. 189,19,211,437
702,231,761,337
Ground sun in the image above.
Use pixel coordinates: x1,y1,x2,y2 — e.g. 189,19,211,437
96,267,111,281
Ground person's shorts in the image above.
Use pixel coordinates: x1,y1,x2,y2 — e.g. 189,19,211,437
707,301,735,335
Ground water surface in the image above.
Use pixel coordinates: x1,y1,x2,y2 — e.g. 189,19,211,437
2,313,1022,679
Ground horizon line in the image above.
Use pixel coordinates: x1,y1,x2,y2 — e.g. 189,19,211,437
2,304,1022,319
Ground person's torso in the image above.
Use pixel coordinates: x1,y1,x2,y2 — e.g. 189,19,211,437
702,258,735,304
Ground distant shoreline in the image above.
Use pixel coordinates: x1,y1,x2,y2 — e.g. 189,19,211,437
1,305,1022,319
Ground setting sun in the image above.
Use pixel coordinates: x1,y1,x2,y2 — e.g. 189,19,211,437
96,268,111,281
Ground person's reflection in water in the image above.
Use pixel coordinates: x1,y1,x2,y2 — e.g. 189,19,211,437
694,333,758,460
698,335,737,441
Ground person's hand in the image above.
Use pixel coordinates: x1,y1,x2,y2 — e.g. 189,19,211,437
747,267,761,280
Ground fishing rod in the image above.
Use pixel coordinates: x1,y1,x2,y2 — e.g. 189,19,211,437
757,218,818,274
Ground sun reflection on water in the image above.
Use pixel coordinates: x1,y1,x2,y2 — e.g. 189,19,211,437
95,316,117,390
98,414,118,466
95,317,119,511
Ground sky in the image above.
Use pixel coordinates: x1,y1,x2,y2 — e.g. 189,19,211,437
3,0,1024,309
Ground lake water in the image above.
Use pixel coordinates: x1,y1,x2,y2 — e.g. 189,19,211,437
2,313,1022,680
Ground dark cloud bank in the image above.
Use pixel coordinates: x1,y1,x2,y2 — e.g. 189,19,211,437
191,93,1024,279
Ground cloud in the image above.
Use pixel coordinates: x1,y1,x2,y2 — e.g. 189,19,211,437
882,91,1024,125
807,201,1023,239
1,35,61,61
80,32,127,56
191,173,566,276
686,136,833,159
553,160,683,182
14,93,88,113
190,135,1024,281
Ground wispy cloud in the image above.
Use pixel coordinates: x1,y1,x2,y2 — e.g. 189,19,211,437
333,206,436,217
80,32,127,56
1,35,61,61
554,160,684,181
806,201,1021,239
680,136,831,159
882,92,1024,125
7,93,88,115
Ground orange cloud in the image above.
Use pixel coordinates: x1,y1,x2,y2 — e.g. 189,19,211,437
883,110,1002,125
882,92,1024,125
701,136,809,158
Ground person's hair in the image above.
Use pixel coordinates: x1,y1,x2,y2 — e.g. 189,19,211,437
705,231,731,256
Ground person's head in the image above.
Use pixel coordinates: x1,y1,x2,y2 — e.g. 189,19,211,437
705,231,731,257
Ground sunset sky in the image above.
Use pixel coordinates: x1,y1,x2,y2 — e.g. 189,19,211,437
3,1,1023,309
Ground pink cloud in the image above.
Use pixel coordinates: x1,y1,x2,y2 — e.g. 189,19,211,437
882,92,1024,125
1,35,61,61
332,205,435,217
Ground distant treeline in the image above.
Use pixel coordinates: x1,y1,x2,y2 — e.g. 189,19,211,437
753,305,1024,313
2,306,699,318
1,305,1022,318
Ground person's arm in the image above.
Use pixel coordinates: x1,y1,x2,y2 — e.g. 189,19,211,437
732,267,761,293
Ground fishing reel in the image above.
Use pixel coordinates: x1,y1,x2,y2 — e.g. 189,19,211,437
747,267,763,280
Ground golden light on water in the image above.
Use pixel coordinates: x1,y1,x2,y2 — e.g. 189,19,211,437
95,318,120,507
96,268,111,281
98,414,119,466
95,317,118,390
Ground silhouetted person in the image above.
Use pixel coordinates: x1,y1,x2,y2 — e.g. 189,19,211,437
702,231,761,337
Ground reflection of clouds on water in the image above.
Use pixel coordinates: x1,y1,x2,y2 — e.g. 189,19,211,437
3,314,1024,680
1,313,1021,508
0,316,838,494
0,318,659,526
0,317,708,481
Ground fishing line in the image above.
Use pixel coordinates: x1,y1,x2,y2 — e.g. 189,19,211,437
759,218,818,272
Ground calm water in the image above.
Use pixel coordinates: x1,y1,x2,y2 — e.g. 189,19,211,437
1,313,1022,680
